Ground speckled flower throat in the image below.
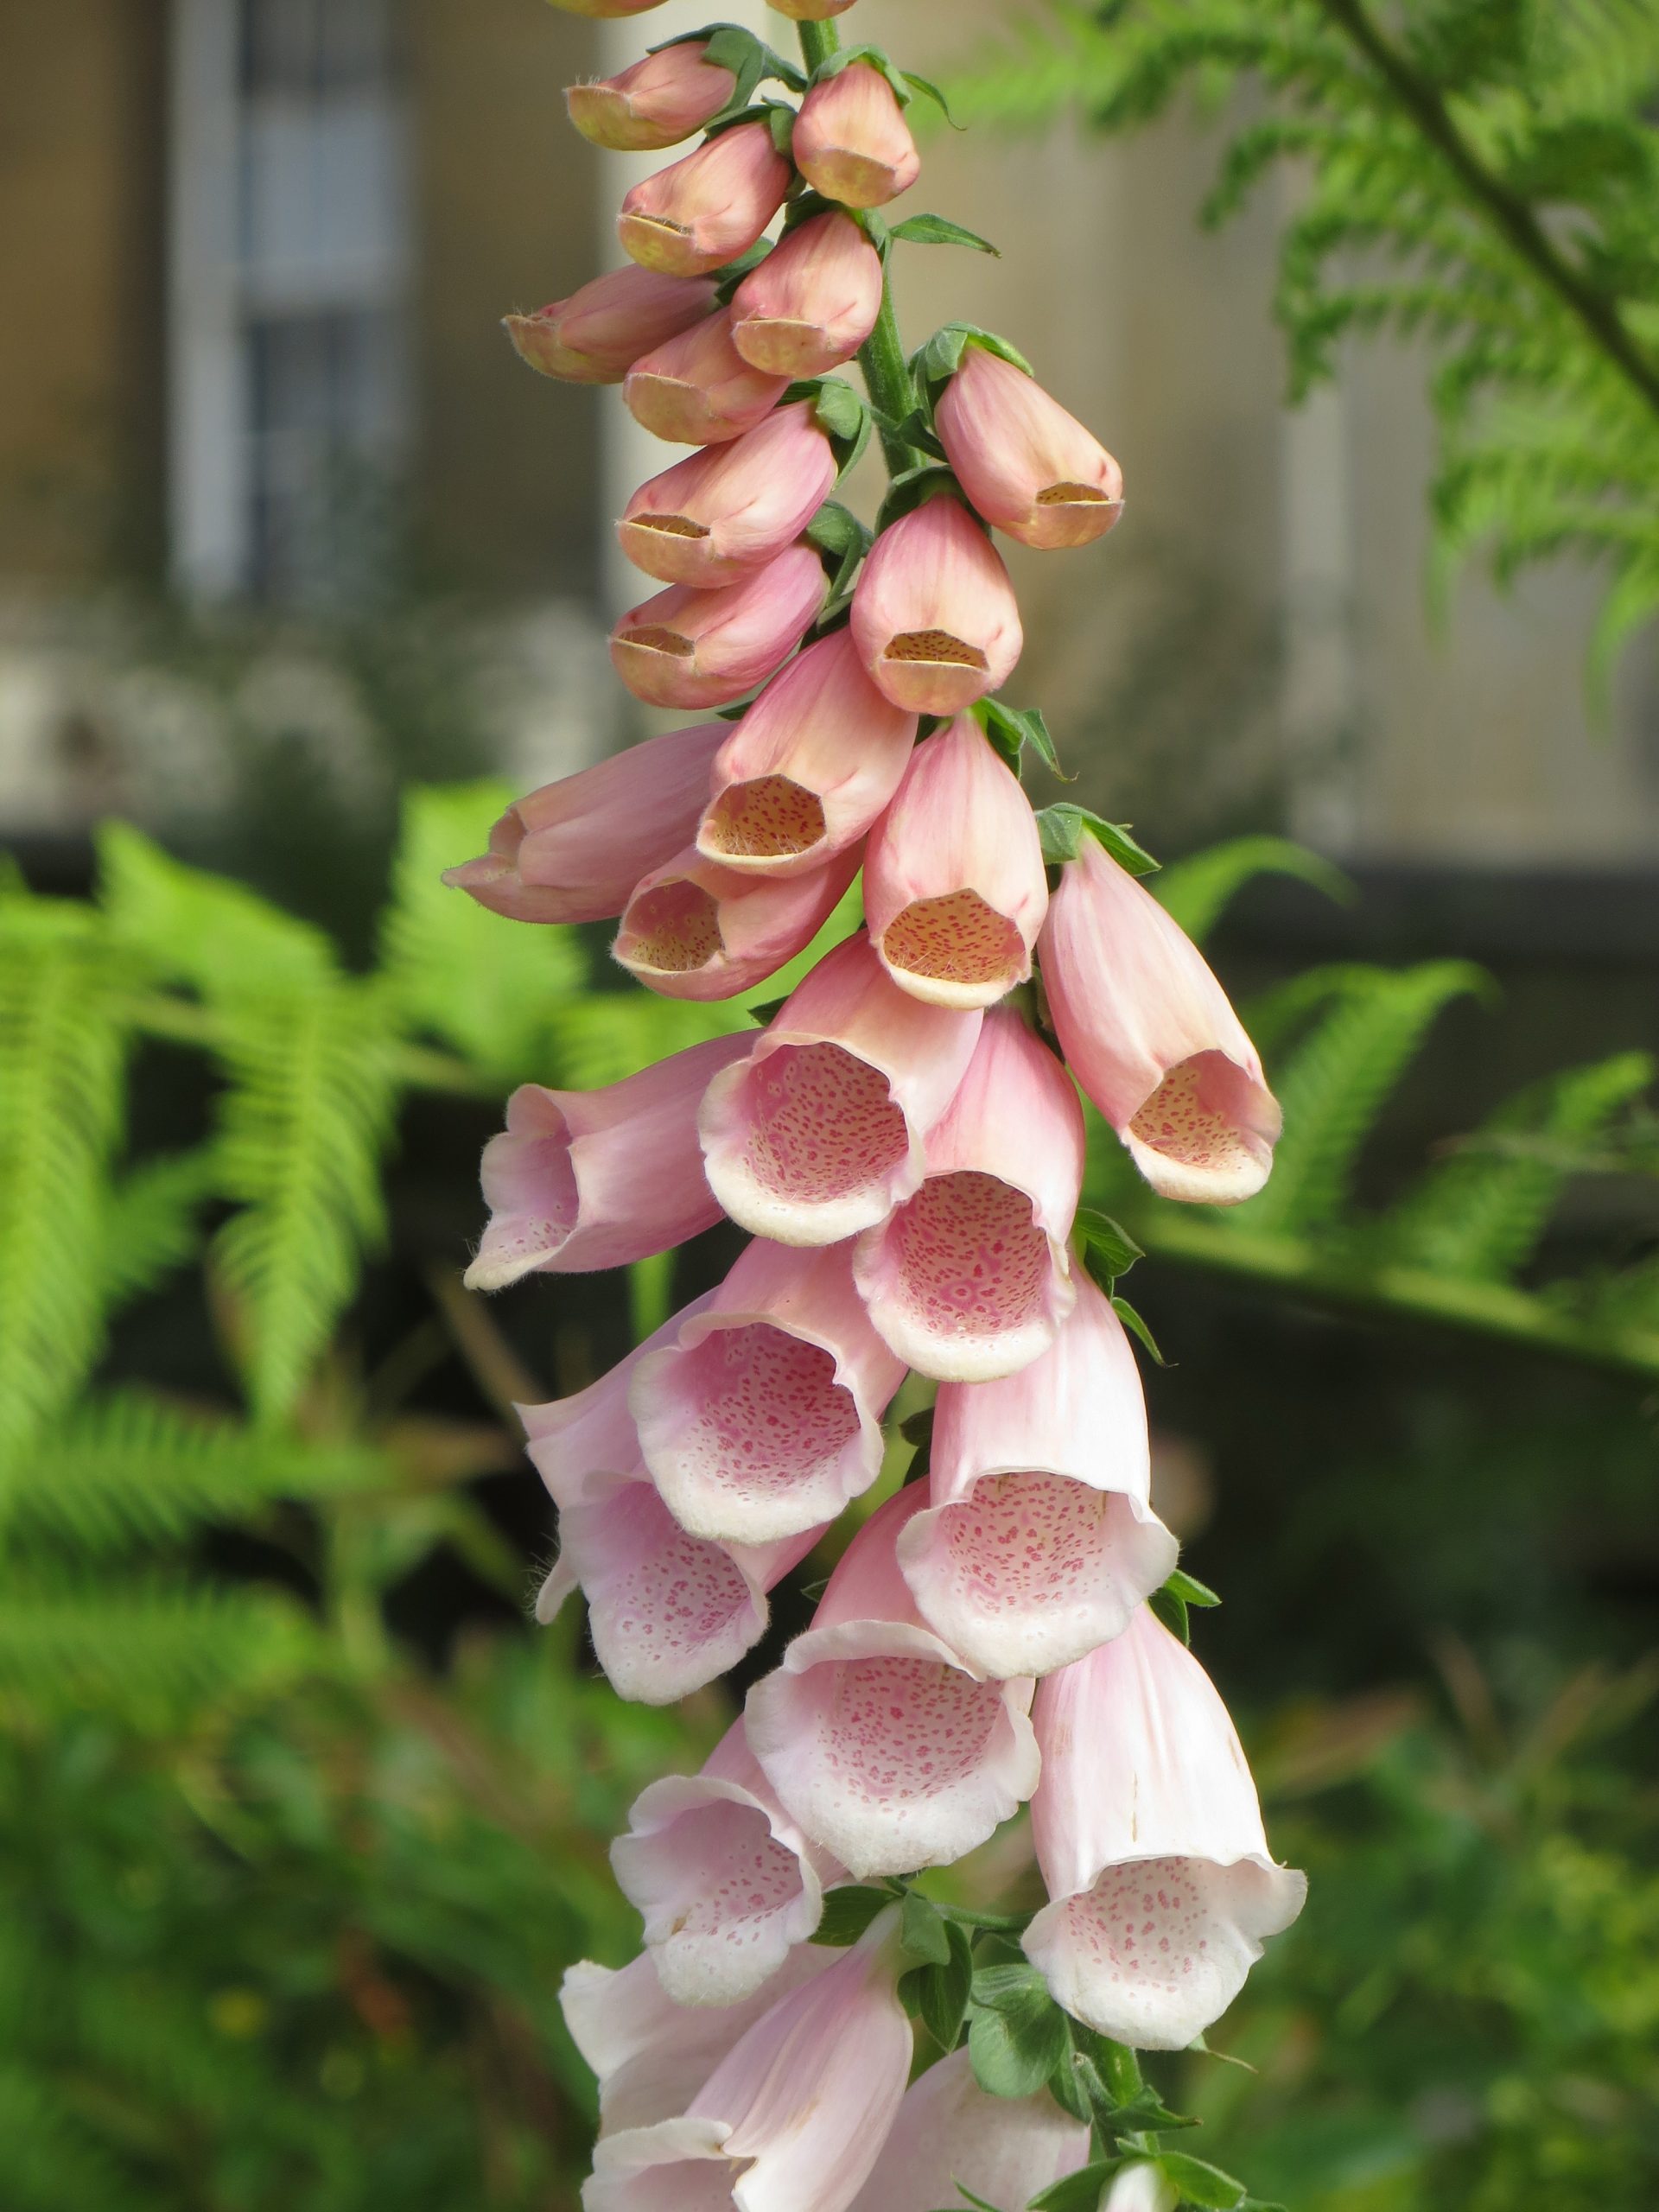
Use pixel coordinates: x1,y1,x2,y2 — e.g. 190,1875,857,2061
449,6,1304,2208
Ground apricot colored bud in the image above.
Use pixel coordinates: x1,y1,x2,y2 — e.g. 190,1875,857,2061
609,545,825,710
619,121,792,279
936,344,1125,550
793,64,920,210
850,495,1023,715
771,0,858,18
567,41,737,154
624,309,791,444
504,264,716,385
729,212,884,379
618,402,837,588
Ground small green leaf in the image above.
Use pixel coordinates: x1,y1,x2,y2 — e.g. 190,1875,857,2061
747,995,789,1027
917,1922,975,2052
874,463,964,535
1034,805,1159,874
1150,1586,1191,1645
890,213,999,255
1166,1568,1221,1610
899,70,958,124
901,1891,952,1967
1072,1208,1144,1291
1027,2161,1120,2212
971,698,1065,779
968,1995,1071,2100
1155,2152,1248,2209
812,1885,892,1947
970,1961,1049,2011
1111,1295,1167,1367
949,2189,1005,2212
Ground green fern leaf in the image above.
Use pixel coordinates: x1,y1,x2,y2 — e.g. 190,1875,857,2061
0,2065,146,2211
1154,835,1353,944
98,821,334,995
96,1151,214,1315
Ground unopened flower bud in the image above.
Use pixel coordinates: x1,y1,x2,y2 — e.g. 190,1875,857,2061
793,64,920,209
936,343,1125,550
851,495,1023,715
609,545,824,709
618,402,837,588
619,119,792,278
546,0,670,16
624,308,790,444
504,264,716,385
729,212,884,378
566,41,737,153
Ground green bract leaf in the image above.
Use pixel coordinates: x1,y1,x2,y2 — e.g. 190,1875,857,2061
874,463,965,535
1027,2160,1122,2212
917,1922,974,2052
652,24,805,119
1034,806,1160,874
967,1993,1071,2100
899,70,958,125
811,1886,892,1947
1072,1208,1145,1292
912,323,1033,405
1111,1295,1167,1368
1166,1567,1221,1610
1155,2152,1249,2209
889,213,999,255
746,995,789,1027
900,1891,952,1967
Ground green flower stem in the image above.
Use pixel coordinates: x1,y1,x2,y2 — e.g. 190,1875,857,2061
795,17,841,74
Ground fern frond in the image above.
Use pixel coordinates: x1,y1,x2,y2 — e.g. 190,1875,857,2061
1154,836,1353,944
0,2064,149,2212
98,822,334,995
96,1151,214,1315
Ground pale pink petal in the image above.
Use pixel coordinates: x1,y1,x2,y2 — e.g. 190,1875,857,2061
625,311,791,446
619,121,793,278
610,550,825,711
847,2047,1090,2212
619,404,837,588
729,213,885,378
935,345,1125,550
505,265,716,385
850,499,1022,715
567,41,737,154
519,1297,715,1515
792,64,921,209
614,843,860,1003
699,934,982,1245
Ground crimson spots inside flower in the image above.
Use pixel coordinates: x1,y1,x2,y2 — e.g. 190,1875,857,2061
701,776,829,862
737,1045,910,1209
623,880,724,973
880,888,1026,999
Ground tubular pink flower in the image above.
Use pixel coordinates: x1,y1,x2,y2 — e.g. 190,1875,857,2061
619,122,792,279
442,722,727,927
625,311,791,445
746,1487,1040,1877
613,842,859,1002
697,631,918,880
729,213,884,378
1022,1606,1307,2050
612,1718,843,2005
861,716,1046,1009
562,1946,836,2141
619,404,837,589
586,1910,911,2212
1039,836,1281,1204
520,1298,715,1520
629,1236,905,1546
548,1470,824,1705
567,42,738,154
846,2046,1090,2212
698,933,982,1245
792,65,921,210
505,265,717,385
609,549,825,710
934,345,1125,550
852,1008,1084,1382
466,1039,749,1288
898,1274,1179,1678
850,498,1023,715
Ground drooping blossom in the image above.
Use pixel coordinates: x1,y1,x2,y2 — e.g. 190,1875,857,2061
619,120,793,278
1040,834,1281,1203
624,310,791,444
850,495,1023,714
729,212,885,378
793,63,921,209
935,343,1125,550
629,1236,904,1545
698,932,982,1244
898,1273,1179,1678
561,1945,836,2140
505,265,718,385
609,548,825,709
861,716,1046,1008
466,1034,750,1290
612,1717,842,2003
696,630,917,879
846,2047,1090,2212
585,1910,911,2212
613,842,859,1001
618,403,837,588
443,722,726,925
852,1008,1084,1382
567,41,737,153
746,1486,1039,1878
1022,1606,1307,2049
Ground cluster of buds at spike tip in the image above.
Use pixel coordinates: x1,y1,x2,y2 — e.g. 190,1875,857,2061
469,8,1306,2203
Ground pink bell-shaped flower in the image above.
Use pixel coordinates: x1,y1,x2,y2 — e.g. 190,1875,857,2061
464,1033,752,1290
793,64,921,209
935,343,1125,550
585,1910,912,2212
567,41,738,153
612,1717,843,2005
629,1236,905,1545
862,715,1046,1008
698,932,982,1245
504,265,718,385
609,546,825,710
697,630,917,880
729,212,885,378
851,496,1023,714
619,120,792,278
1022,1606,1307,2050
624,310,791,445
1040,835,1281,1204
613,841,859,1001
846,2047,1091,2212
852,1008,1084,1382
746,1486,1040,1877
897,1273,1179,1678
442,722,726,925
619,403,838,589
